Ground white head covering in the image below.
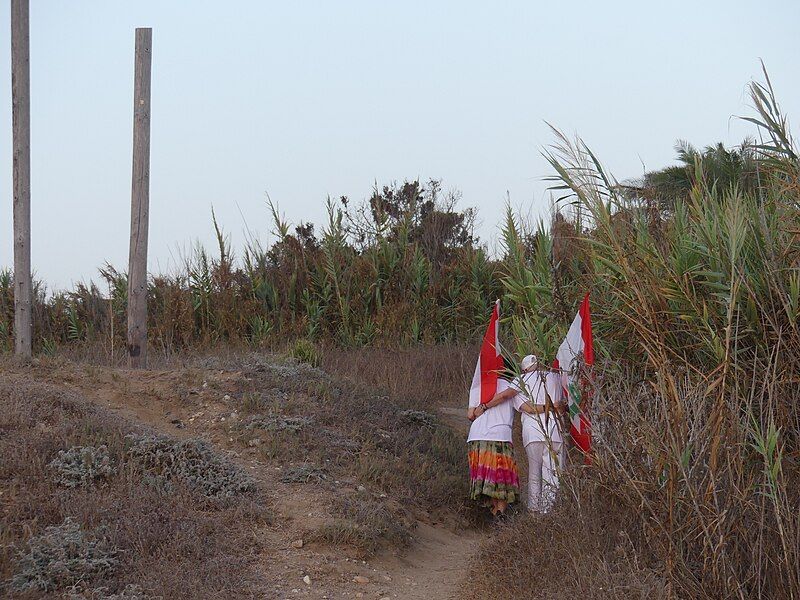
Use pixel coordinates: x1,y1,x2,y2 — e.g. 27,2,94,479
521,354,538,371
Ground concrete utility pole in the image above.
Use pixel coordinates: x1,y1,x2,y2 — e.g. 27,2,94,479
11,0,32,359
127,27,152,368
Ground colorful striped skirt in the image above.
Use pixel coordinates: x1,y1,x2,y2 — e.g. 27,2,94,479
468,440,520,504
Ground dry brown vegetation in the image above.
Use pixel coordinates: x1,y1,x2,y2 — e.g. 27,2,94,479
320,343,478,410
463,482,669,600
0,348,473,598
465,69,800,599
0,374,269,598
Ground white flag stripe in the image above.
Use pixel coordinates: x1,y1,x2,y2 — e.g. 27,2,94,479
557,310,585,432
469,357,482,407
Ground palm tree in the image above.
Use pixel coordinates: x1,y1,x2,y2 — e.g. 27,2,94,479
625,139,760,210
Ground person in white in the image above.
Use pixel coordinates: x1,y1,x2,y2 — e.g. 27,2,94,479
466,384,520,515
484,354,565,513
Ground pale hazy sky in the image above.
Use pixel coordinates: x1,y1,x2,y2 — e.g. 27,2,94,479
1,1,798,290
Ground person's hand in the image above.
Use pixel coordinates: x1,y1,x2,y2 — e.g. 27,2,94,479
468,406,484,421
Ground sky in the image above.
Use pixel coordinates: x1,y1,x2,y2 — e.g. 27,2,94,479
1,1,799,290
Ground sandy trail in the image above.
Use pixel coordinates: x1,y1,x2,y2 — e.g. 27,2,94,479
376,522,480,599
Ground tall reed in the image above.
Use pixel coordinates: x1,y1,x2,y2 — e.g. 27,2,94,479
496,66,800,598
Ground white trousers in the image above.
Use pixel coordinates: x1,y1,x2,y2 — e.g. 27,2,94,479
525,441,562,513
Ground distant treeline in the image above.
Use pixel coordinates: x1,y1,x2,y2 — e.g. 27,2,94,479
0,178,503,356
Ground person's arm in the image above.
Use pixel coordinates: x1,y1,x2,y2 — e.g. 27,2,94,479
484,387,516,408
469,386,516,420
518,401,549,415
469,404,487,420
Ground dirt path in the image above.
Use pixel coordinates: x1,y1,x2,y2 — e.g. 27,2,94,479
376,522,480,599
20,361,484,599
370,407,507,598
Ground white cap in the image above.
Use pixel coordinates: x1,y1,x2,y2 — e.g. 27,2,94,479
521,354,538,371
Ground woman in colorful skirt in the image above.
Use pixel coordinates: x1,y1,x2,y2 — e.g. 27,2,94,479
467,380,520,515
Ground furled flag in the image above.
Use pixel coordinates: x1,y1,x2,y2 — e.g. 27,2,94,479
554,293,595,461
469,299,504,406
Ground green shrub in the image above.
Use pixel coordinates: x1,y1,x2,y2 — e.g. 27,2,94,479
280,464,328,484
289,338,319,367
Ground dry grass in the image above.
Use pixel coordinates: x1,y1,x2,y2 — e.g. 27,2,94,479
214,351,470,518
309,493,414,557
320,343,477,410
462,479,668,600
1,344,475,587
482,69,800,599
0,376,269,599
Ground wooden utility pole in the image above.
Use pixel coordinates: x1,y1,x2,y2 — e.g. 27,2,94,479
11,0,32,359
127,27,152,368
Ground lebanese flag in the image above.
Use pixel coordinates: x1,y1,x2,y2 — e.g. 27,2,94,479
469,299,504,406
554,293,595,462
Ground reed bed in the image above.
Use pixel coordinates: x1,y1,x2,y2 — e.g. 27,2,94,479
475,68,800,599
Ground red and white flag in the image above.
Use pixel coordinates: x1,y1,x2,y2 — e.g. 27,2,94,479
554,293,595,460
469,299,504,406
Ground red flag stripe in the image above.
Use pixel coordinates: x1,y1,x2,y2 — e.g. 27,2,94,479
577,293,593,462
479,300,503,405
579,293,594,365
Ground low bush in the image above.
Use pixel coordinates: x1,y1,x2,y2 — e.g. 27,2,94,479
49,445,116,488
399,408,437,428
125,435,256,500
280,464,329,484
67,583,159,600
289,338,319,367
228,352,469,515
8,518,119,594
0,374,267,598
240,413,313,433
